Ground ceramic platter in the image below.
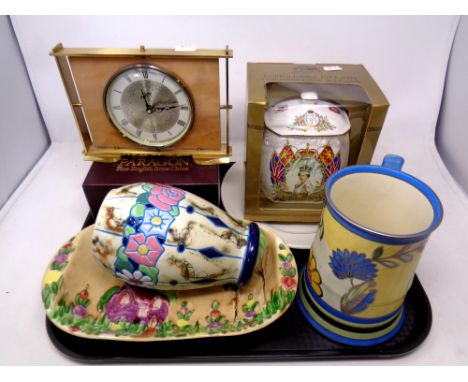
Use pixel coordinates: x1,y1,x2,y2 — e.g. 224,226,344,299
221,162,317,249
42,224,298,342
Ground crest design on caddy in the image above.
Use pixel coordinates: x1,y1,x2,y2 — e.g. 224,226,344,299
288,110,336,132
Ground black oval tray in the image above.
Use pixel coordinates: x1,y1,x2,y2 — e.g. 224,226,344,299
46,222,431,363
46,164,431,363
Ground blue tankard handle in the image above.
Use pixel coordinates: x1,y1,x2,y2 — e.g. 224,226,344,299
382,154,405,171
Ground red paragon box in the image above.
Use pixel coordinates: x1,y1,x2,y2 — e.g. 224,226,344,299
83,156,220,219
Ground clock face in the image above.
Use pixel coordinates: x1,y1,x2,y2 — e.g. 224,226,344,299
104,64,194,147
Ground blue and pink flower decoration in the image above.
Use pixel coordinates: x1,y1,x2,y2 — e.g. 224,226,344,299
148,184,185,212
124,234,163,267
114,184,186,286
140,208,174,237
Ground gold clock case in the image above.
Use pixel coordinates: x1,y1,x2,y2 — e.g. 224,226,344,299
51,44,232,164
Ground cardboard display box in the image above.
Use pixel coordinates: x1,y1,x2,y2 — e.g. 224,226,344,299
83,156,220,219
245,63,389,223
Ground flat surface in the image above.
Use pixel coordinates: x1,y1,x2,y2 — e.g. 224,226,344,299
1,138,468,364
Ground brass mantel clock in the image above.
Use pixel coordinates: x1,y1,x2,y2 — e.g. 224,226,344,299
51,44,232,164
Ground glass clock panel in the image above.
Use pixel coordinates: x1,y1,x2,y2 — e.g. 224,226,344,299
104,65,194,147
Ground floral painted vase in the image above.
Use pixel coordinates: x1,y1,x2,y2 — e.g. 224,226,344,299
261,91,351,203
92,183,260,290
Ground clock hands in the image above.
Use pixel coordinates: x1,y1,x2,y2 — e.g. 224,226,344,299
140,89,154,114
140,88,179,114
153,103,180,112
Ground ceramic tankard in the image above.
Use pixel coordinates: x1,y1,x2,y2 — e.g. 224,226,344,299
92,183,260,290
261,91,351,203
298,154,443,346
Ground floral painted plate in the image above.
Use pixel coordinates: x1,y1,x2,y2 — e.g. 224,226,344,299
42,224,298,341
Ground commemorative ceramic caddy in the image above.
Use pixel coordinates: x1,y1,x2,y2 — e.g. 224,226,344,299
261,91,351,203
41,183,298,341
298,155,443,346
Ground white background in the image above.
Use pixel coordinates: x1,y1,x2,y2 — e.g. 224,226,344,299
11,15,458,163
3,15,468,365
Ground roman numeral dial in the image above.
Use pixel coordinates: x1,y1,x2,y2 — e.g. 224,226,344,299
104,64,194,148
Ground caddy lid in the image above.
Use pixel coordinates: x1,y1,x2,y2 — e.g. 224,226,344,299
264,91,351,136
